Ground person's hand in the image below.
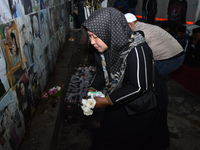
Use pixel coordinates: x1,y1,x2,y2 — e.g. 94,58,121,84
94,97,109,108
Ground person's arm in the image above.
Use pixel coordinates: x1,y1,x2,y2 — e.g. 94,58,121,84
107,43,153,105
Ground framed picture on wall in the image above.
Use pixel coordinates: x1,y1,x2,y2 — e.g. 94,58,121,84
21,0,33,14
8,0,25,18
0,21,25,90
38,10,49,46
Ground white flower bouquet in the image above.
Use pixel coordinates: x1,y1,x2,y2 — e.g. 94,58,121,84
81,98,96,116
81,91,105,116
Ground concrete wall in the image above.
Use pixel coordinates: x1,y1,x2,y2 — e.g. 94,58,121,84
135,0,199,23
0,0,70,149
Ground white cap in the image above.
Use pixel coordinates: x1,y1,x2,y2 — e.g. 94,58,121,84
124,13,137,23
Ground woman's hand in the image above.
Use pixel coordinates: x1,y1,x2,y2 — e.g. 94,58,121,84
94,97,109,108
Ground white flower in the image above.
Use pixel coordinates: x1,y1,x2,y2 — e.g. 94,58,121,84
49,87,56,92
82,98,96,109
81,106,93,116
56,86,61,91
82,99,88,106
87,98,96,108
81,98,96,116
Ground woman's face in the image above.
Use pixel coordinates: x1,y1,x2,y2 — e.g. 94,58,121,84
87,31,108,53
33,16,39,33
22,27,27,42
11,38,17,56
41,17,45,26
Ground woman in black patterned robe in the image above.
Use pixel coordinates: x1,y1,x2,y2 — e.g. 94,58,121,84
82,7,170,150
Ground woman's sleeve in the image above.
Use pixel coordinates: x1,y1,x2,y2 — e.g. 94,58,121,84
107,44,152,105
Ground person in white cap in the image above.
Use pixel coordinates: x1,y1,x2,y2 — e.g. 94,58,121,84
125,13,185,78
125,13,185,105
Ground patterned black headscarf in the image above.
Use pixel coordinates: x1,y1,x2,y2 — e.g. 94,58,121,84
83,7,143,94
